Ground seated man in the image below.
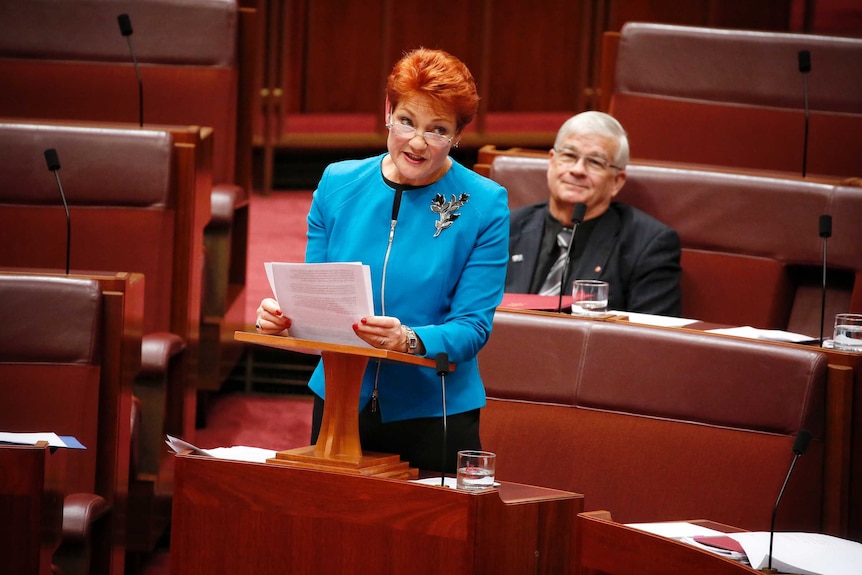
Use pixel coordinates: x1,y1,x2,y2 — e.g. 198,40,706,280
505,111,682,316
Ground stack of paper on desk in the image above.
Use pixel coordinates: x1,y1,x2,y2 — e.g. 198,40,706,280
628,522,862,575
0,431,85,449
165,435,276,463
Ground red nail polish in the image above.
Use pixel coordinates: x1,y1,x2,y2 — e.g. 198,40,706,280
352,323,358,330
285,319,292,328
360,318,367,324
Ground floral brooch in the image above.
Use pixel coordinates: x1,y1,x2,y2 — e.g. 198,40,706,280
430,193,469,237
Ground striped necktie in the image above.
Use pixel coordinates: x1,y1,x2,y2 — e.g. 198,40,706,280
538,227,573,296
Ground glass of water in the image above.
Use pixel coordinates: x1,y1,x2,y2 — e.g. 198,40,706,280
456,450,496,490
571,280,609,316
833,313,862,352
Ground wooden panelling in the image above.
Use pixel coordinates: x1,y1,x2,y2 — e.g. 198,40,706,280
255,0,805,152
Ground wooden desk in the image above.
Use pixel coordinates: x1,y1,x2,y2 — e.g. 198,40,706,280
169,454,583,575
0,444,64,575
578,511,757,575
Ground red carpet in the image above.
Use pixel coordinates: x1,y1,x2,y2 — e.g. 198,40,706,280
194,392,314,451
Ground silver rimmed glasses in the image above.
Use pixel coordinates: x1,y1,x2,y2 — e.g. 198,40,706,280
386,122,455,148
553,147,623,173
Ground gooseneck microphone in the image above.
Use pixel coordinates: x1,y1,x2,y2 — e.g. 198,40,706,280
557,202,588,313
435,352,450,487
798,50,811,178
117,14,144,127
763,429,812,574
819,215,832,345
43,149,71,275
380,187,404,317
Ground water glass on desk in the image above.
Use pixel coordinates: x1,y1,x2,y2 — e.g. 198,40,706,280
571,280,609,316
456,450,496,490
833,313,862,352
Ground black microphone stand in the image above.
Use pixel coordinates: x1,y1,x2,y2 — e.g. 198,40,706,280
118,14,144,127
44,149,71,275
763,429,812,573
798,50,811,178
436,352,450,487
556,202,587,313
819,215,832,345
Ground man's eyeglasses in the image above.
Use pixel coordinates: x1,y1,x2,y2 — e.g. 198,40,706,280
386,122,454,148
553,148,622,173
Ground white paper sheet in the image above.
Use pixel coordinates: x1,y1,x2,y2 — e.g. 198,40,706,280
729,531,862,575
0,431,85,449
626,521,726,539
707,326,816,343
265,261,374,347
613,311,699,328
166,435,276,463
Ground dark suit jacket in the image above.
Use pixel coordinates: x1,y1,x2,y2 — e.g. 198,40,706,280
506,202,682,316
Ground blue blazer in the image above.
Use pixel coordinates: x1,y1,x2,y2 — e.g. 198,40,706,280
305,154,510,422
506,202,682,316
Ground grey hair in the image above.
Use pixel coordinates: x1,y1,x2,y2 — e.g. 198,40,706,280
554,111,630,169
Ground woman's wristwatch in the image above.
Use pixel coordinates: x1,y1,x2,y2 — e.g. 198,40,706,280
402,326,419,354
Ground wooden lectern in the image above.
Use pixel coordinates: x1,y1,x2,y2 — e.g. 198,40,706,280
235,332,449,478
170,454,582,575
577,511,759,575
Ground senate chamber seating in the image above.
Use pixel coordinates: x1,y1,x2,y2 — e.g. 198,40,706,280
478,310,849,539
483,153,862,338
0,120,212,555
600,22,862,179
0,0,258,391
0,271,144,575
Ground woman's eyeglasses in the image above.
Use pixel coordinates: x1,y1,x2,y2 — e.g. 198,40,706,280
386,122,454,148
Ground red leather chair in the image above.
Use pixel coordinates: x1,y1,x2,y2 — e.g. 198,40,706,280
0,0,257,389
0,271,143,575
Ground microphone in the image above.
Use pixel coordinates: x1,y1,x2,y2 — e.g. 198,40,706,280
436,351,450,486
43,149,71,275
763,429,813,574
818,215,832,345
557,202,588,313
798,50,811,177
117,13,144,127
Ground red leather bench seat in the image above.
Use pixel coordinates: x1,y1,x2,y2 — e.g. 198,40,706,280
609,22,862,179
488,155,861,334
479,310,829,533
0,122,177,336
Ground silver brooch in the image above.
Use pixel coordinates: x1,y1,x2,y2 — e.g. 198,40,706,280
431,193,469,237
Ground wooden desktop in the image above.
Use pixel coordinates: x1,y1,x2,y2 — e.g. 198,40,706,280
577,511,758,575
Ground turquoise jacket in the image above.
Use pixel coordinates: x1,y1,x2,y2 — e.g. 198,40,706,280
305,153,510,422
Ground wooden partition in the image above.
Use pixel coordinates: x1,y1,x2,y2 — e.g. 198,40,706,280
0,444,64,575
577,511,759,575
247,0,803,191
170,454,582,575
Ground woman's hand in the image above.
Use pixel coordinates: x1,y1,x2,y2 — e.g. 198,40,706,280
353,316,409,352
256,297,291,335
